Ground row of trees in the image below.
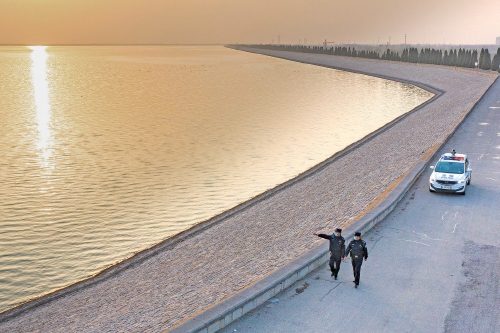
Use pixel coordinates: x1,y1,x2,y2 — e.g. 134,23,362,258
380,47,479,68
242,44,500,73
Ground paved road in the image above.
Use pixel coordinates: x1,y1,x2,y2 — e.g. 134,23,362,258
221,76,500,333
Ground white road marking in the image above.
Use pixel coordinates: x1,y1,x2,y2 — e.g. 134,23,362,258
486,177,498,181
442,210,448,220
478,154,484,160
404,240,430,246
413,231,441,241
478,122,489,125
452,223,459,233
385,227,463,245
489,107,500,109
454,212,458,220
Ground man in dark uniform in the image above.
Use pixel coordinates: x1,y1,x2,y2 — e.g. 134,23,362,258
344,231,368,288
313,228,345,280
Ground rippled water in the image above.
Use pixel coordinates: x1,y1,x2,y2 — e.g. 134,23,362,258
0,45,433,311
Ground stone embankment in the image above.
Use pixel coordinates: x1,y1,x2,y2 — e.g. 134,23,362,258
0,48,496,333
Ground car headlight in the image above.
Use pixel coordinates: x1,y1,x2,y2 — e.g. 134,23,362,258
430,176,436,182
458,179,465,184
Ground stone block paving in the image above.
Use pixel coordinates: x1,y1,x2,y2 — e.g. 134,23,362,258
0,50,496,332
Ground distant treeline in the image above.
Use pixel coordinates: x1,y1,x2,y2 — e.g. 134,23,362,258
240,44,500,72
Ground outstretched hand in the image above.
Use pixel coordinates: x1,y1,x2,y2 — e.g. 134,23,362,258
313,232,319,236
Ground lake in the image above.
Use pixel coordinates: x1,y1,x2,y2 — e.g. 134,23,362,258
0,45,433,311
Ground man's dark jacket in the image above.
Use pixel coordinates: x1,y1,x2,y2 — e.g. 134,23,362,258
318,234,346,259
345,239,368,260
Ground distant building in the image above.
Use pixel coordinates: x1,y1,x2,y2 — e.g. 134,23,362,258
497,36,500,45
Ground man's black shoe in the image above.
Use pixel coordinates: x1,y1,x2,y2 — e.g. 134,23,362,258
355,284,358,288
334,276,337,280
331,272,334,276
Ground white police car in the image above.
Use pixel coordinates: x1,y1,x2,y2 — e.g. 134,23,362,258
429,150,472,195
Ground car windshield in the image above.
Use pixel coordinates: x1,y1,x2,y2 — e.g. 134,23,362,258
435,161,464,174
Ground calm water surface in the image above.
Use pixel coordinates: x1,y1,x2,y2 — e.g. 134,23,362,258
0,45,433,311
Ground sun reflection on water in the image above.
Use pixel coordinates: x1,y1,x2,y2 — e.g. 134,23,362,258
29,46,53,169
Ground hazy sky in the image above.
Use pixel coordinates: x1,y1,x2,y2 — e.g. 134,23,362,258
1,0,499,45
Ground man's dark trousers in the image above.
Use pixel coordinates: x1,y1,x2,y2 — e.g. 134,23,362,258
351,258,363,285
330,257,341,278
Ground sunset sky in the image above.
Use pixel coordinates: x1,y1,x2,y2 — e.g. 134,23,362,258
1,0,499,45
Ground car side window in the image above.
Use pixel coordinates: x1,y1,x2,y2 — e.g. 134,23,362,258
465,160,469,172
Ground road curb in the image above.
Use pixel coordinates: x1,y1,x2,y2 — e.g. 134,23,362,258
166,51,498,333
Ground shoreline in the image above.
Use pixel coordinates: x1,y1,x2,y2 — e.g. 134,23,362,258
1,49,496,332
0,55,442,319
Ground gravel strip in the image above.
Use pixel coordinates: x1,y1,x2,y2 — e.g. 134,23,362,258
0,49,496,332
